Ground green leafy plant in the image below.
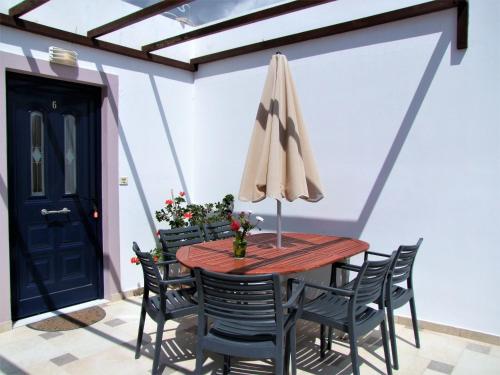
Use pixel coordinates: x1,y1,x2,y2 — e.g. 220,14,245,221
132,193,235,267
155,191,234,229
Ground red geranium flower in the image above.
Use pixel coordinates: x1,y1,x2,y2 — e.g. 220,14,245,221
153,256,159,263
165,199,174,205
130,257,140,265
179,191,185,197
183,212,193,219
230,220,241,231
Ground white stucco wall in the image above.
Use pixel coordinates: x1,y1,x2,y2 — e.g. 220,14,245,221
192,0,500,337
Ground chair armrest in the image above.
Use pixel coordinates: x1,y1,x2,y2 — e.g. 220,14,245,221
283,280,305,309
333,262,362,272
365,251,391,258
159,276,195,287
301,280,355,297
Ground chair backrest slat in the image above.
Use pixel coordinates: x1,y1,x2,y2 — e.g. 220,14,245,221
352,257,393,308
204,220,235,241
195,269,282,327
159,225,204,255
133,242,162,294
391,238,422,285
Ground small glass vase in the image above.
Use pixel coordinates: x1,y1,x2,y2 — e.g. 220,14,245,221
233,238,247,259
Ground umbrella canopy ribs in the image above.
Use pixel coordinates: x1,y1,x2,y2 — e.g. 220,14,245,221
239,53,324,247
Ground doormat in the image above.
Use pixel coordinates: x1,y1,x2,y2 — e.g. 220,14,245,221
27,306,106,332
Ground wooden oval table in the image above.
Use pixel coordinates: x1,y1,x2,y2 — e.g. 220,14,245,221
176,232,369,275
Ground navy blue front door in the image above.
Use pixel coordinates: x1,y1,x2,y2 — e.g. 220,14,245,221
7,72,102,320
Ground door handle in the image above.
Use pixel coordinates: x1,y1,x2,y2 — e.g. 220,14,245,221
41,207,71,216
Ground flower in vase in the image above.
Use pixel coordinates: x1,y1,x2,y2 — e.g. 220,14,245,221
229,211,264,241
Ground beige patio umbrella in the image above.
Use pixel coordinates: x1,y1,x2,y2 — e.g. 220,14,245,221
239,53,324,248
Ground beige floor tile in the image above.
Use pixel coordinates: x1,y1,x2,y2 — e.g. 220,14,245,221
44,325,127,359
24,361,71,375
412,330,466,365
452,349,500,375
489,344,500,359
422,369,448,375
0,326,38,345
0,333,65,370
395,355,430,375
1,298,499,375
63,345,151,375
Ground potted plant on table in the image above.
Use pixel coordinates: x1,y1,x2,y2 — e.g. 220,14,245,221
229,211,264,258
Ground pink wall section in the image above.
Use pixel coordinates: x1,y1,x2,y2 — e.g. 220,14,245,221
0,51,120,326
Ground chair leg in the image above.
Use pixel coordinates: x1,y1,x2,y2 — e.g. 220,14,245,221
285,325,297,375
195,345,204,375
223,355,231,375
327,326,333,350
380,320,393,375
386,305,399,370
275,349,284,375
320,324,326,359
135,304,146,359
152,318,165,375
285,329,291,375
409,297,421,348
348,333,360,375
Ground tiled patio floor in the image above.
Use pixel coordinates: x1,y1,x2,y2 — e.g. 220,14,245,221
0,296,499,374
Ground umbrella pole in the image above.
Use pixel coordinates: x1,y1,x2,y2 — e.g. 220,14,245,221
277,199,282,248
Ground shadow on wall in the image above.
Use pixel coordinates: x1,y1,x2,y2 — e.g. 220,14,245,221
94,64,191,245
195,9,465,79
252,25,461,239
0,175,6,208
148,74,190,203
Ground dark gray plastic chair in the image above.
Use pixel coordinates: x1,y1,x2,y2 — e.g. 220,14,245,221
194,268,304,375
203,220,235,241
292,256,394,375
158,225,204,277
364,238,423,369
133,242,197,375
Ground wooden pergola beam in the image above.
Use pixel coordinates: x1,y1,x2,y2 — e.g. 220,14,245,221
456,0,468,49
0,13,195,71
191,0,468,66
1,0,468,72
87,0,192,39
142,0,335,52
9,0,49,17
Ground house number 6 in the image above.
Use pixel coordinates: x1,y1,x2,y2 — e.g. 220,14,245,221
52,100,57,109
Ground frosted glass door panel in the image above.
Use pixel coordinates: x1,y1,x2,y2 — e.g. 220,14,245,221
64,115,77,194
30,111,44,196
